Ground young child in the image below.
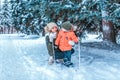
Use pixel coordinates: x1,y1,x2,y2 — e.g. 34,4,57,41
55,21,78,67
44,22,63,65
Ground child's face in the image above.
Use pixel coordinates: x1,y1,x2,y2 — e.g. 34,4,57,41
51,26,58,32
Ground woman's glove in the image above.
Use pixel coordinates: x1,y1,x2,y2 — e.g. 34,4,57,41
68,41,75,46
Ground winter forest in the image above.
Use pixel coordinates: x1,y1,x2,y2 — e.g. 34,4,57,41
0,0,120,43
0,0,120,80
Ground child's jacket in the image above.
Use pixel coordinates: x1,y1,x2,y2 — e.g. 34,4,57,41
55,30,78,51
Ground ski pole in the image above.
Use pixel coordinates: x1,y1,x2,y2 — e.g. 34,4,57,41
78,37,81,68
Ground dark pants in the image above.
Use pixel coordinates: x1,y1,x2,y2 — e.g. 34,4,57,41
54,48,64,59
54,49,74,61
63,50,72,62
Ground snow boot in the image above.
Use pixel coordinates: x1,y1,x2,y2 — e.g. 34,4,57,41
48,56,54,65
63,61,73,67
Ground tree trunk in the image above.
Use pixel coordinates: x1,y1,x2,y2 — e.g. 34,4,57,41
100,0,117,43
102,11,116,43
42,28,45,36
8,27,10,34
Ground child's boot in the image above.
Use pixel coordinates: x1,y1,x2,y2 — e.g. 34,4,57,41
63,61,73,67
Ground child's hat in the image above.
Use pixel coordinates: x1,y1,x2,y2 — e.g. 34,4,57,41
61,21,72,30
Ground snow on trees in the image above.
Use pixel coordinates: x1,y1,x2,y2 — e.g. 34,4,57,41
0,0,120,44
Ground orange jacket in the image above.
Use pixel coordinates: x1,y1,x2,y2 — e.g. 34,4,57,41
55,29,78,51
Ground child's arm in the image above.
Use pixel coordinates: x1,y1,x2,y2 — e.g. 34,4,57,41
71,32,78,43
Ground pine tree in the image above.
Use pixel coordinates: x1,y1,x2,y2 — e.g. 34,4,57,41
10,0,21,32
9,0,120,43
0,0,12,34
10,0,46,35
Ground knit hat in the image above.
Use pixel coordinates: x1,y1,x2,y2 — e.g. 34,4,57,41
44,22,58,33
61,21,72,30
47,22,58,31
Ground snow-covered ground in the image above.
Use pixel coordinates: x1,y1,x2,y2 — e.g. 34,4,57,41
0,34,120,80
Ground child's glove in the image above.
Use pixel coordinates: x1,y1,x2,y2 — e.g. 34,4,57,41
68,41,75,46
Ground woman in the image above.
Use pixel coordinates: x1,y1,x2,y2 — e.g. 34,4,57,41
44,22,63,65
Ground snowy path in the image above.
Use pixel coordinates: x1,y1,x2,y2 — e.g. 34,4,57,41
0,35,120,80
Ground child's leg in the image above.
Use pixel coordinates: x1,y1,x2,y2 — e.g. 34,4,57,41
63,50,72,62
63,51,73,66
